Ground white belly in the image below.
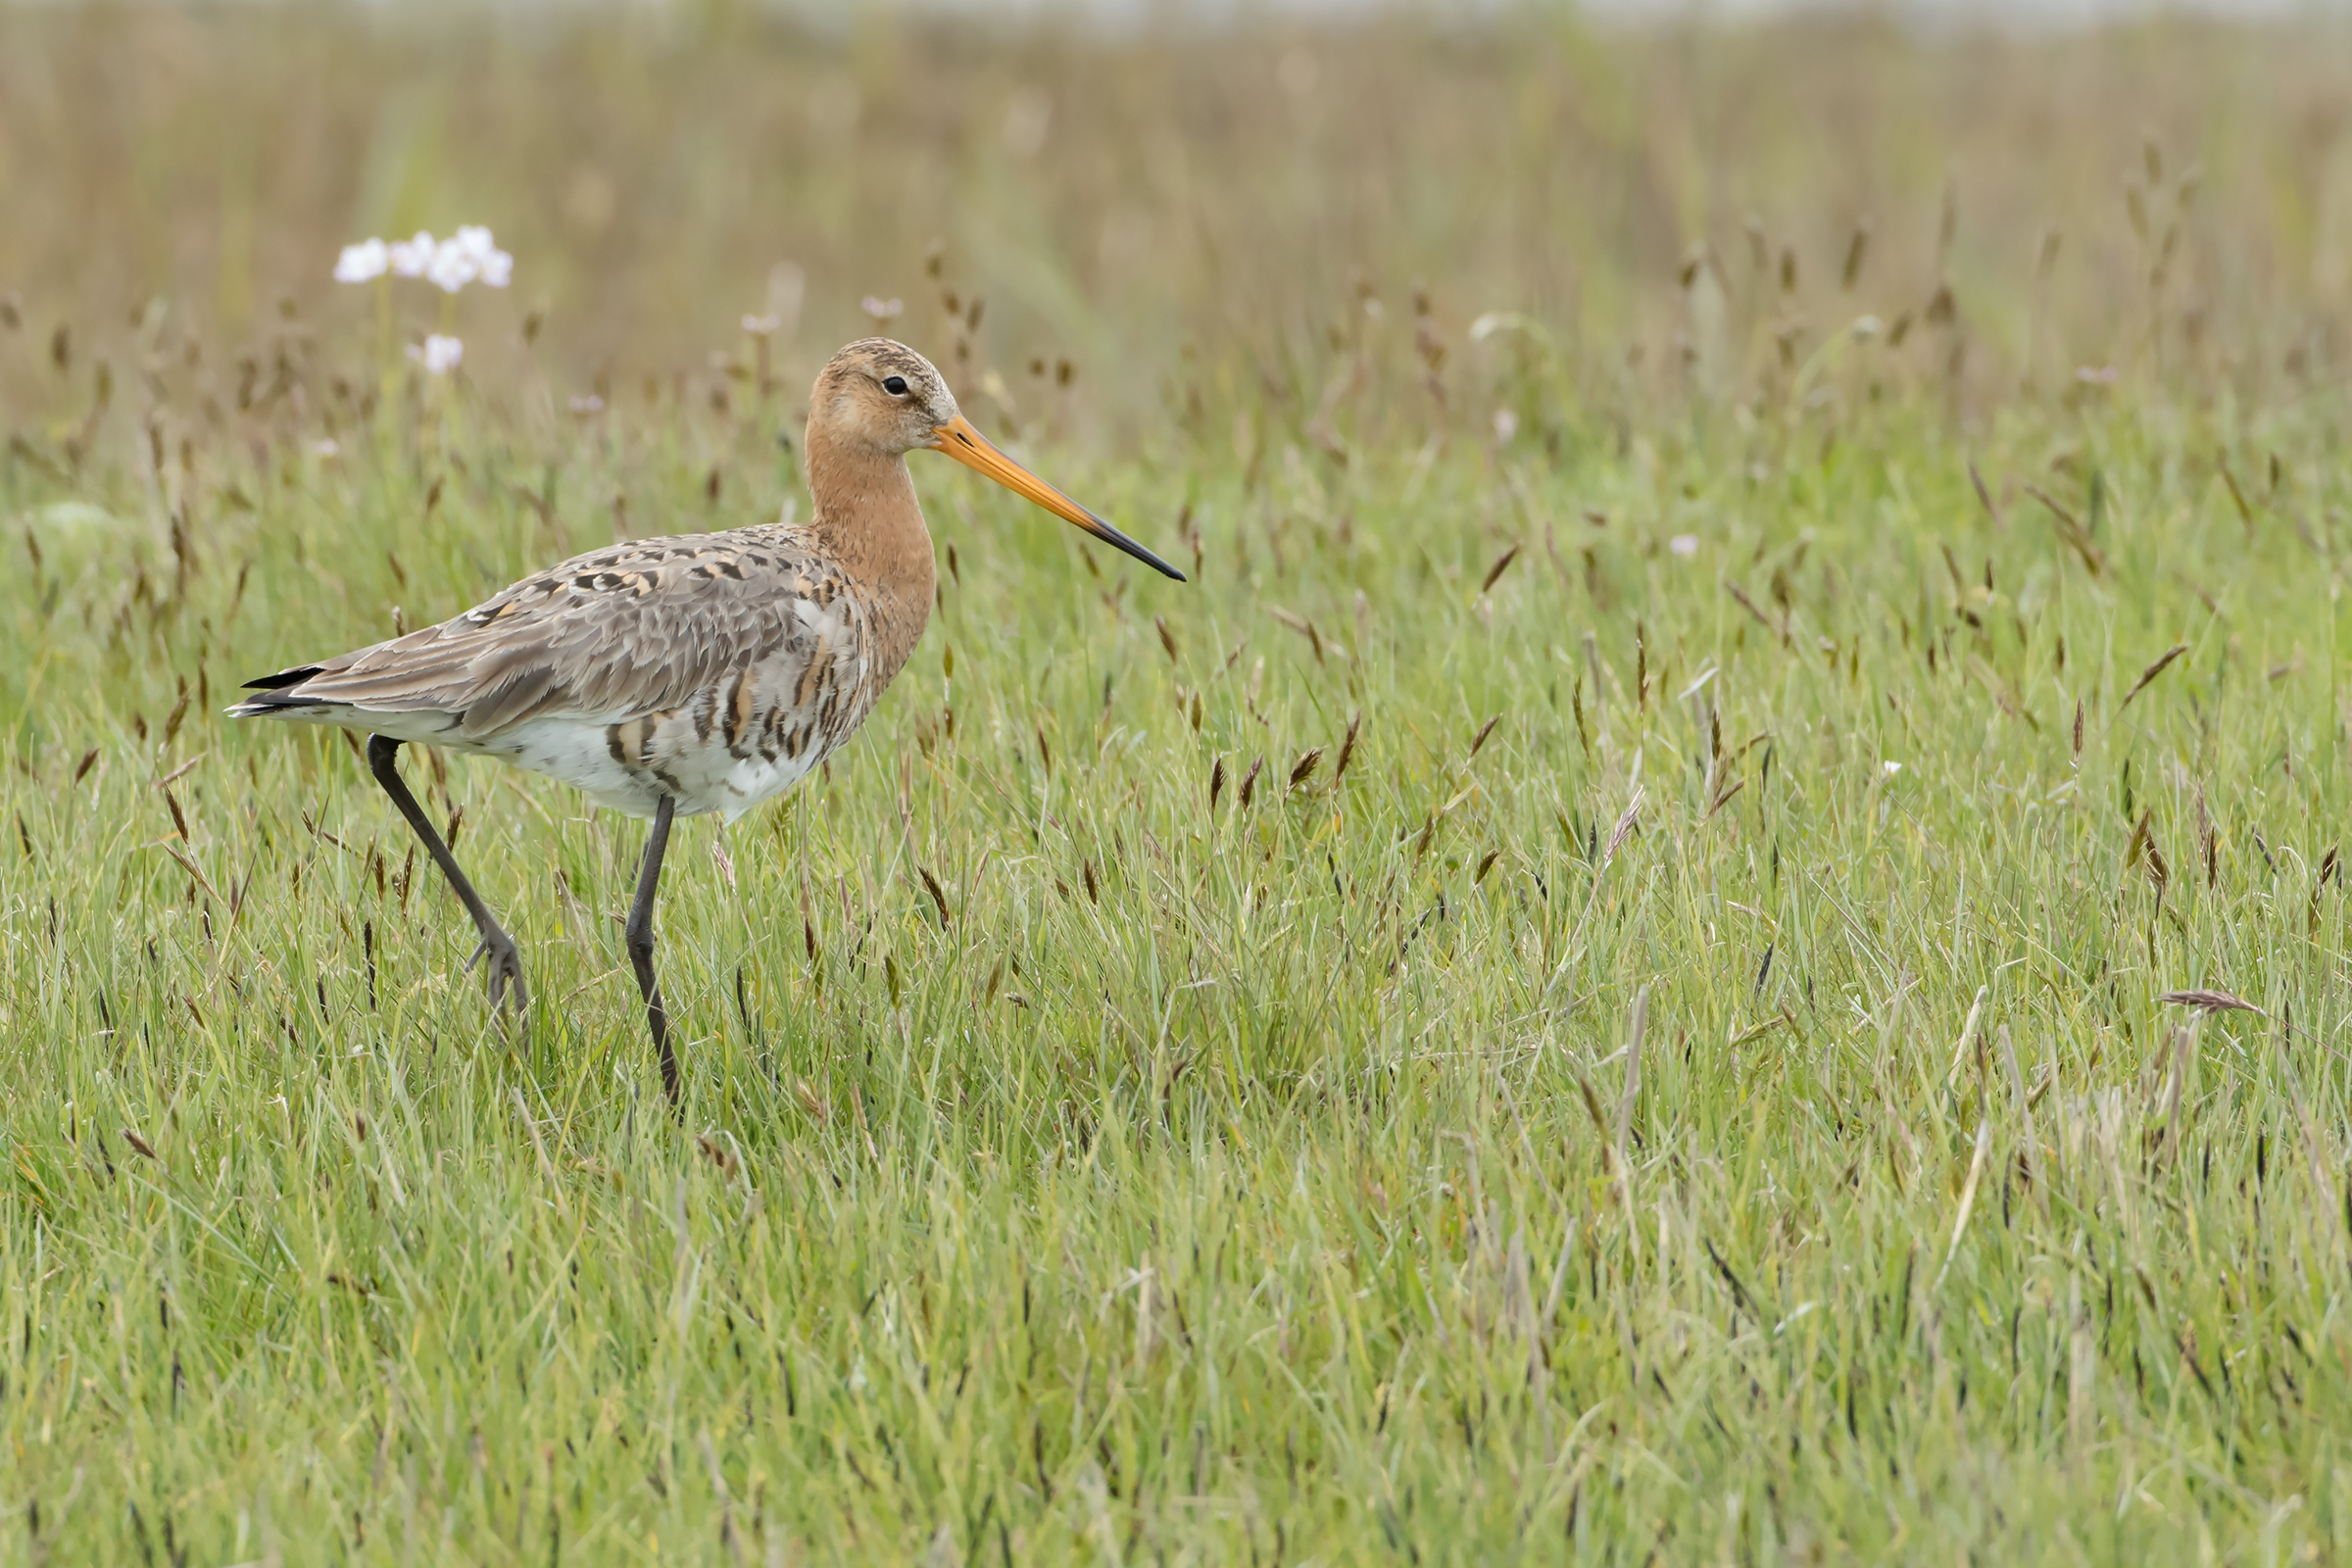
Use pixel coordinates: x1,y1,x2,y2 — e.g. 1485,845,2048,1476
293,707,825,820
502,715,821,820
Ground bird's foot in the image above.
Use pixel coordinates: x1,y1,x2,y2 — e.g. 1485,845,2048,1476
466,931,530,1017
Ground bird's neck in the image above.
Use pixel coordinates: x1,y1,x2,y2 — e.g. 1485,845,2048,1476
803,426,936,670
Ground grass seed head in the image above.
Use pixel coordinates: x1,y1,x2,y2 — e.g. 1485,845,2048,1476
1480,545,1519,595
1842,218,1872,291
1333,711,1361,783
2120,643,2188,710
2157,989,2263,1016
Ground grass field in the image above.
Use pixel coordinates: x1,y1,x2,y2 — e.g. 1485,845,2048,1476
6,5,2352,1564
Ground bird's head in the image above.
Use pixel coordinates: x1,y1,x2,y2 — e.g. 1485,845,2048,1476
808,337,1186,581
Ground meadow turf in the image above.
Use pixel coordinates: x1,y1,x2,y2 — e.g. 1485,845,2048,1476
7,6,2352,1563
5,362,2350,1562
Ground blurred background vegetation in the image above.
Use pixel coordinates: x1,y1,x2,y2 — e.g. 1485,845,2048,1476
5,3,2352,451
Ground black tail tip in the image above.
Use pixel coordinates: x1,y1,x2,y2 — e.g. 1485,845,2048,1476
242,664,324,692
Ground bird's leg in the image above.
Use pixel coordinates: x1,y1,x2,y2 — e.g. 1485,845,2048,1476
367,734,528,1017
625,795,679,1107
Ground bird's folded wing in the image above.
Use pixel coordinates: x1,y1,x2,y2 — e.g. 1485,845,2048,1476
249,529,856,736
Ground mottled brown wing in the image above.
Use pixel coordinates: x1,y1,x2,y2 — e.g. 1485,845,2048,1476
245,527,854,736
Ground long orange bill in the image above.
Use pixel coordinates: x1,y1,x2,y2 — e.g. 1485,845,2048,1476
929,415,1187,582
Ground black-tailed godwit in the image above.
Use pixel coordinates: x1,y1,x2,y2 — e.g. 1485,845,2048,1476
230,338,1184,1102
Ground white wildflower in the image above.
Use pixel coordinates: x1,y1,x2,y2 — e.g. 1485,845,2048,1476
1883,760,1903,777
1670,533,1699,558
334,238,388,284
387,230,437,278
447,225,514,288
407,334,464,375
425,243,477,294
448,225,497,262
861,295,904,322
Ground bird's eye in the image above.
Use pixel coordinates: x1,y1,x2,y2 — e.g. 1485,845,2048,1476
882,375,909,396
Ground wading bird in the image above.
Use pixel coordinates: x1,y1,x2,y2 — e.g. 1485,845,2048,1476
230,338,1184,1102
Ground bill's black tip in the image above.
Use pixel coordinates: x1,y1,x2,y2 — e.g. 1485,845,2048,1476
1087,516,1189,582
